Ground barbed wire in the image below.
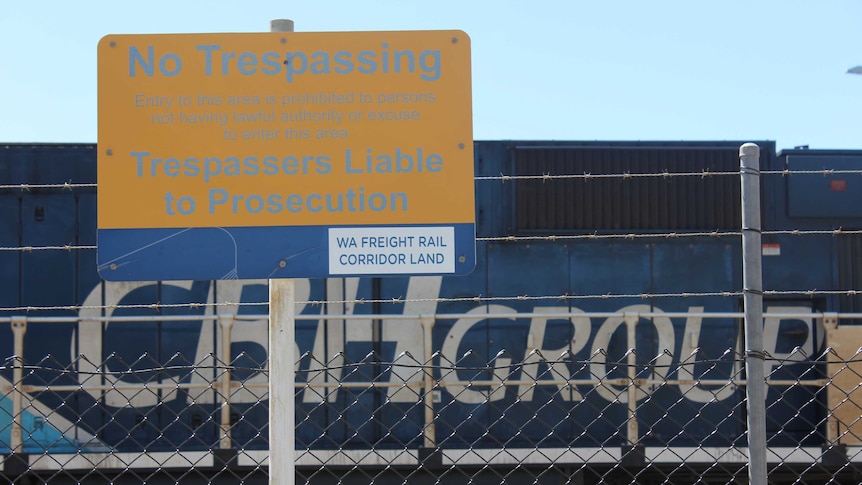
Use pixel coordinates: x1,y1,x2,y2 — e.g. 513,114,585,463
0,230,855,254
763,229,862,236
478,231,739,242
4,227,862,252
474,168,862,182
5,285,862,313
479,229,862,243
474,170,734,182
763,168,862,176
1,168,860,192
0,244,97,252
0,182,96,191
0,291,746,314
1,288,856,313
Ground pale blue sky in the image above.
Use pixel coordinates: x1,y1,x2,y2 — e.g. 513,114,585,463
2,1,861,150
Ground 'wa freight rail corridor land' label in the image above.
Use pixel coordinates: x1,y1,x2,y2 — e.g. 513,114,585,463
97,30,474,280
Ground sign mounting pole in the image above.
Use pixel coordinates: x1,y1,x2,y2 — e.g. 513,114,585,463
269,275,295,485
268,20,296,485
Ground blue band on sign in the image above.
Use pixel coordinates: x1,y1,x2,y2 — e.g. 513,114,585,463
97,223,475,281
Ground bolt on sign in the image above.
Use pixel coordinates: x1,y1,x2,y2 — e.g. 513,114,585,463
97,30,475,280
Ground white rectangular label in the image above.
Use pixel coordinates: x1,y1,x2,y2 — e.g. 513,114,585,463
762,244,781,256
329,226,455,275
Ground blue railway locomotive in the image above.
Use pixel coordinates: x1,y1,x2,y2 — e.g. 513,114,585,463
2,140,861,483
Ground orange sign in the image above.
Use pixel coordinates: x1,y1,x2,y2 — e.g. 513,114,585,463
98,31,474,230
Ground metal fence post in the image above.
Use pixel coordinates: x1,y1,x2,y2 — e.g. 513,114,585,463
624,312,639,446
218,314,235,450
420,315,437,448
740,142,767,485
10,316,27,454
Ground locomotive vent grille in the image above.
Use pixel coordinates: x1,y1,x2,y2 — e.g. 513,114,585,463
513,146,742,231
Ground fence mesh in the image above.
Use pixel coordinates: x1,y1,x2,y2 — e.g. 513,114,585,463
2,314,862,484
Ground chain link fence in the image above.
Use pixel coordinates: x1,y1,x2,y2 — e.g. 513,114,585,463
2,309,862,484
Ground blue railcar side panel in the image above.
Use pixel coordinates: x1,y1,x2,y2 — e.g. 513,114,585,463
761,298,825,446
231,282,269,377
0,141,855,458
653,241,736,294
291,279,333,450
763,234,834,292
328,277,380,448
226,281,269,450
570,243,651,298
73,192,100,452
76,191,99,311
787,155,862,219
157,281,213,450
0,194,18,315
0,192,17,454
485,242,573,447
21,192,77,315
20,192,82,453
1,145,98,453
100,283,164,450
432,243,490,448
646,243,743,446
569,243,653,446
436,243,490,311
773,149,862,231
373,276,440,448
